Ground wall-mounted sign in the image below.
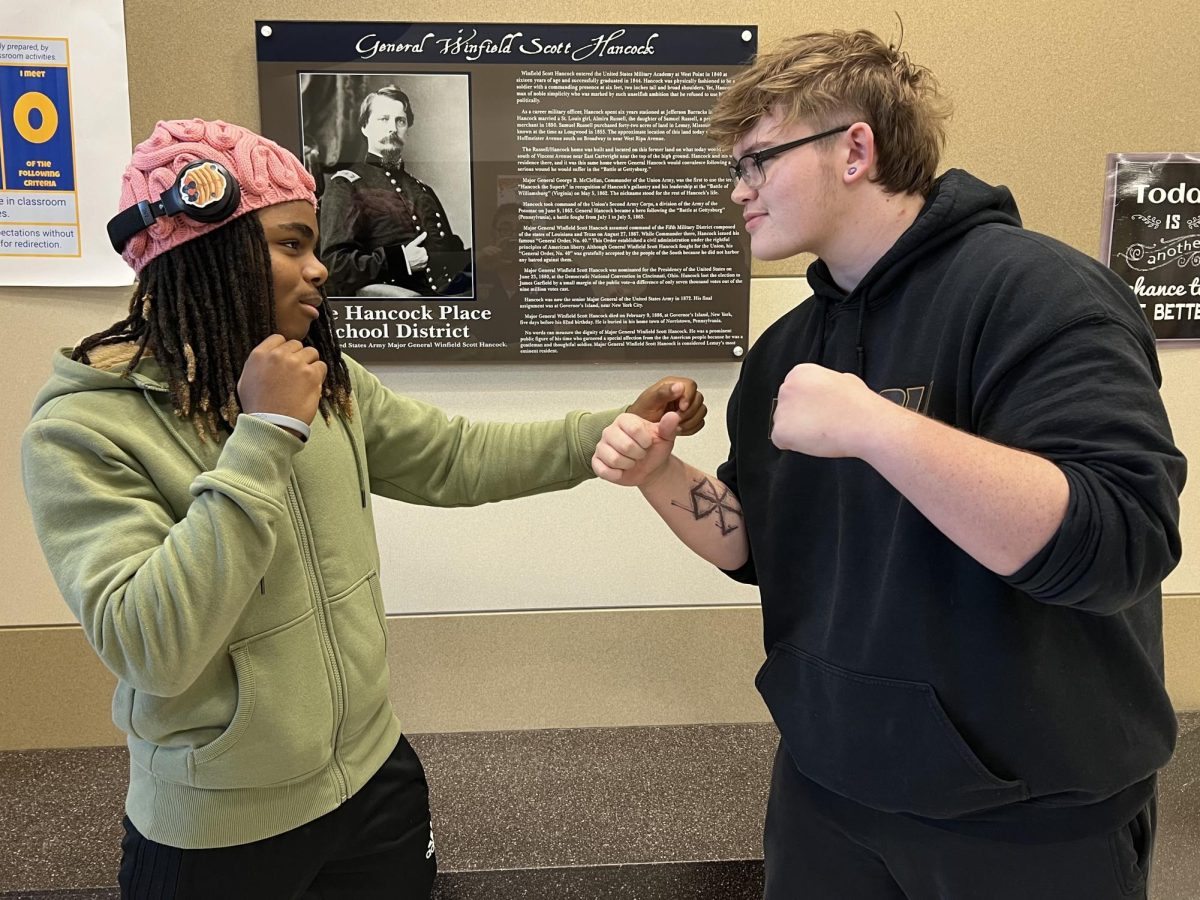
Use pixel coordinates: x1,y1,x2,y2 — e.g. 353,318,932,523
1102,153,1200,341
257,21,756,362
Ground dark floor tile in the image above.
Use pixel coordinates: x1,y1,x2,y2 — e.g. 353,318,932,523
1177,710,1200,738
0,747,126,894
0,892,118,899
2,715,1198,899
432,860,764,900
411,724,775,870
1153,718,1200,900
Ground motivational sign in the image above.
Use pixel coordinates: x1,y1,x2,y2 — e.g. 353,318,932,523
1102,153,1200,340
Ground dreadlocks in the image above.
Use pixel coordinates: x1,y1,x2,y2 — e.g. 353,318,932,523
74,213,353,439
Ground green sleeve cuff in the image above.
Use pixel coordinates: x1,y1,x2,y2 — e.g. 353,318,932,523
573,407,623,474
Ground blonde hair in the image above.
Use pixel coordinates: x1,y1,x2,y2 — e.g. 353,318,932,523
709,29,951,196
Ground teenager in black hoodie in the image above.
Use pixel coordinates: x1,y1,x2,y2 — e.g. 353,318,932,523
592,29,1185,900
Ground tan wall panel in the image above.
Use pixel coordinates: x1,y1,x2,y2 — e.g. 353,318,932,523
1165,596,1200,708
0,626,124,749
0,607,769,751
5,597,1200,752
2,286,133,628
389,607,770,733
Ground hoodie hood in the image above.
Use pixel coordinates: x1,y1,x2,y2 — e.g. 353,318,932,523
806,169,1023,306
803,169,1023,377
32,347,169,418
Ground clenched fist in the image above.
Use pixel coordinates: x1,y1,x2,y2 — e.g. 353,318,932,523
627,377,706,436
770,363,886,458
592,411,681,487
238,335,327,426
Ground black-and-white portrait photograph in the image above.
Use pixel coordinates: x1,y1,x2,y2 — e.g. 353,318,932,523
299,72,474,299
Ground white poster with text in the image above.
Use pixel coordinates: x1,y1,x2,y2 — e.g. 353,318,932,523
1,0,132,286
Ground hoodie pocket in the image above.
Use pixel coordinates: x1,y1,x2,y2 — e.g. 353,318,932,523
757,642,1028,818
188,608,335,789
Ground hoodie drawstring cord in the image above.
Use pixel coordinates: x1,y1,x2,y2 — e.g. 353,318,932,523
855,298,867,379
812,301,829,365
338,417,368,508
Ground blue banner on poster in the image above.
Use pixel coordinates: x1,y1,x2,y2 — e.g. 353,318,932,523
0,64,75,192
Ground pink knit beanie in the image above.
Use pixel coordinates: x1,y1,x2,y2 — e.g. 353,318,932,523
117,119,316,273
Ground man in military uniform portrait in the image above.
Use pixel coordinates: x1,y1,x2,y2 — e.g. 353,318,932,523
318,85,472,298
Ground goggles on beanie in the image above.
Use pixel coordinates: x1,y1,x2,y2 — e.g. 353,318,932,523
106,159,242,252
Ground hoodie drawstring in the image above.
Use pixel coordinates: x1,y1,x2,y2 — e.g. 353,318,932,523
339,417,368,508
855,298,868,379
812,295,865,378
812,301,829,365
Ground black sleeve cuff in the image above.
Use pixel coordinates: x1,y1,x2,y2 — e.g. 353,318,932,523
382,243,409,276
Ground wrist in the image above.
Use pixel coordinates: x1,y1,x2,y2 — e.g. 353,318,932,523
247,411,311,443
637,453,680,494
383,243,410,276
856,394,916,465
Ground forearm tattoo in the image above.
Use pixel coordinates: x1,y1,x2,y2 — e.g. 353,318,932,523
671,476,743,536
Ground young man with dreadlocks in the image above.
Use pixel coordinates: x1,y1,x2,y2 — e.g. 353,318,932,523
592,29,1184,899
21,119,705,899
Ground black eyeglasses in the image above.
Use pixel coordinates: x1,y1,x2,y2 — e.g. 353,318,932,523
727,124,852,188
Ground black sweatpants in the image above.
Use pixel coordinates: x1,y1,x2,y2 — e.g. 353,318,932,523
764,741,1156,900
118,734,436,900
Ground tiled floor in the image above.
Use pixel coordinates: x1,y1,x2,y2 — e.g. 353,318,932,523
1,718,1197,899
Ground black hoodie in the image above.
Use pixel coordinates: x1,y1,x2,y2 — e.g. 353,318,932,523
718,170,1186,838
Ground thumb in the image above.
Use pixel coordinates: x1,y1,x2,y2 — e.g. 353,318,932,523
644,379,684,409
656,410,681,441
408,231,428,247
660,380,685,402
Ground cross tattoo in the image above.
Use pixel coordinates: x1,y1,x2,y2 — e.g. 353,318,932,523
671,476,741,536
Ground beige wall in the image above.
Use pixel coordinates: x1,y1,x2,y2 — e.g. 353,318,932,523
2,0,1199,749
4,596,1200,751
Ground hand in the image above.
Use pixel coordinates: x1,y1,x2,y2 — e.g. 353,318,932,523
770,363,883,457
592,411,680,487
627,377,706,436
403,232,429,272
238,335,327,426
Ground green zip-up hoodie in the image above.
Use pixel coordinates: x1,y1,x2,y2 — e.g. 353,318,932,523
22,347,618,849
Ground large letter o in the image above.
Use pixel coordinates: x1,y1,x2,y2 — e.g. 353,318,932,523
14,92,59,144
